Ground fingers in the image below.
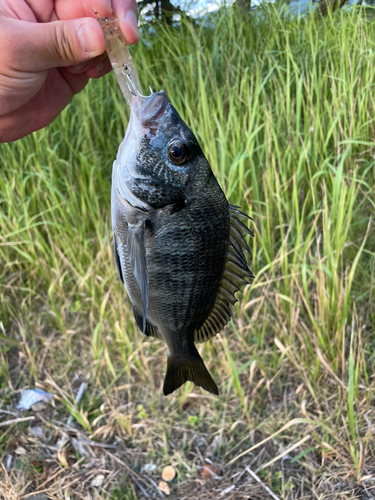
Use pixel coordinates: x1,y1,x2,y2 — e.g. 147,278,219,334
85,57,112,78
65,52,108,74
18,0,54,22
0,68,89,142
113,0,139,45
54,0,139,44
65,52,112,79
54,0,113,20
0,17,105,73
53,0,140,65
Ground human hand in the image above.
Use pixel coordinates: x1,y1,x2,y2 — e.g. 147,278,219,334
0,0,139,143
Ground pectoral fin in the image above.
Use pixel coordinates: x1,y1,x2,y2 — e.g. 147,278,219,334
133,308,162,339
127,221,148,335
113,237,124,284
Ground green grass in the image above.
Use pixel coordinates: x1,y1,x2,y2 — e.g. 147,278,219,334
1,4,375,499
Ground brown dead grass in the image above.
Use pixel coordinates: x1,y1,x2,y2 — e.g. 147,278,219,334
1,316,375,500
0,464,27,500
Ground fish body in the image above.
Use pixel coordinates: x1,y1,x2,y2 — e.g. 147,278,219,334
112,91,253,396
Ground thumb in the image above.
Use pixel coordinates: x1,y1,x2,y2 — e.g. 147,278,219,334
2,17,105,72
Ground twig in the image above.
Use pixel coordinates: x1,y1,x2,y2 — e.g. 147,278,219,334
246,467,281,500
316,348,347,391
227,417,315,465
256,435,311,472
22,488,52,499
104,450,163,498
80,438,117,449
0,410,18,416
46,416,117,449
145,475,166,497
30,465,67,491
219,485,235,497
0,416,34,427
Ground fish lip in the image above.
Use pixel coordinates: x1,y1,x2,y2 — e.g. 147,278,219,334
131,91,169,133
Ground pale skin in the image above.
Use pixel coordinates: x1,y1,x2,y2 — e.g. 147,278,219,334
0,0,139,143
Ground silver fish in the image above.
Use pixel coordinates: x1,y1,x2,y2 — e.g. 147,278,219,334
112,91,253,396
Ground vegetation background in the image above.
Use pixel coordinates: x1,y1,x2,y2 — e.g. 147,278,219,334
0,2,375,499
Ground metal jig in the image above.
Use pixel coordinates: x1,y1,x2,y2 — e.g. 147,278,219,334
122,64,153,99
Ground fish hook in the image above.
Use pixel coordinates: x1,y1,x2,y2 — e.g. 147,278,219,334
92,6,108,22
92,7,153,99
122,64,153,99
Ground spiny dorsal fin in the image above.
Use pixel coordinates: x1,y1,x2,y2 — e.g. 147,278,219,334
194,206,253,344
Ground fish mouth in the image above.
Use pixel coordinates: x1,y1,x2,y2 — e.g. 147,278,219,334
132,91,169,134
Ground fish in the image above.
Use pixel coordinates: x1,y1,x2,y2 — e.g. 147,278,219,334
111,90,254,396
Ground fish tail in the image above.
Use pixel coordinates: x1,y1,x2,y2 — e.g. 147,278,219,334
163,347,219,396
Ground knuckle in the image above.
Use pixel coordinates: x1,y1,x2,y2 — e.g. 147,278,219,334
51,23,76,63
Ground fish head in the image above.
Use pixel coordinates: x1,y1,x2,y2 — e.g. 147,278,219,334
115,91,212,210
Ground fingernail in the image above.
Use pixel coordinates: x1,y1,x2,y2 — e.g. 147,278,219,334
78,21,98,54
75,61,88,71
124,11,139,35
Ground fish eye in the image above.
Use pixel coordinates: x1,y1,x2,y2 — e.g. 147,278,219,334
167,140,188,166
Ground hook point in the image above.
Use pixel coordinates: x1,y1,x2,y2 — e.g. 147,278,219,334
122,63,153,99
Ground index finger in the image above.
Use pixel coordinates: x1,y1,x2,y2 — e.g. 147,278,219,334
54,0,113,20
113,0,139,45
54,0,139,44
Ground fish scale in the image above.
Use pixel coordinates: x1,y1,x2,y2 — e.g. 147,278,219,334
112,90,252,396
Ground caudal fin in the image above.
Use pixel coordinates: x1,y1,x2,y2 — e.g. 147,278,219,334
163,348,218,396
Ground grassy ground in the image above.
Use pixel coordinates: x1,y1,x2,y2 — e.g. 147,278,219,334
1,4,375,499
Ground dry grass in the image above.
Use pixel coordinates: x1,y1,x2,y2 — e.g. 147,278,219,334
0,464,27,500
1,4,375,499
2,312,375,499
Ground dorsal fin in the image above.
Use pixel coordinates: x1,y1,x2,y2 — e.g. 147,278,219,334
194,207,254,344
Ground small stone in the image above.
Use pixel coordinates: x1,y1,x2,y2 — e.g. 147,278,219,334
91,474,105,487
141,463,157,474
28,426,43,438
31,402,49,412
161,465,176,482
15,447,27,455
158,480,171,495
202,464,219,479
